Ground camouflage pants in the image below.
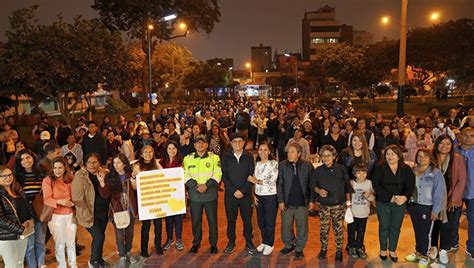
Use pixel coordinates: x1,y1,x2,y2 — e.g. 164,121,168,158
319,204,345,250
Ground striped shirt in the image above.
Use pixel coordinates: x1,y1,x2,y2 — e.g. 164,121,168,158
22,171,43,203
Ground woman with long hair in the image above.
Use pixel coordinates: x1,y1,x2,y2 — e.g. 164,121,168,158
322,123,347,156
42,156,77,268
372,145,415,263
0,165,34,267
132,145,164,257
160,141,185,251
338,130,377,180
248,141,278,255
405,149,446,267
429,135,467,264
207,124,230,157
13,148,47,268
97,153,138,267
405,125,433,162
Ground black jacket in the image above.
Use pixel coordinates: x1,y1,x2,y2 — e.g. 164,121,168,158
0,188,33,240
82,133,107,165
311,163,352,206
277,160,314,206
221,150,255,197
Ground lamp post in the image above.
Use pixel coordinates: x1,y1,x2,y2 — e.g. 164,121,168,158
246,62,252,83
146,14,177,121
397,0,408,115
146,23,154,121
284,53,298,91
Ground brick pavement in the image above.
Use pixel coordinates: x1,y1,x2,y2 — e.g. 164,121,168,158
9,193,471,268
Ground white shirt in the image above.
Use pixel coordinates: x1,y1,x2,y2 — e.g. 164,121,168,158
254,160,278,196
350,179,375,218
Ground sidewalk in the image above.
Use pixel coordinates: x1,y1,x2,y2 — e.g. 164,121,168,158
38,193,471,267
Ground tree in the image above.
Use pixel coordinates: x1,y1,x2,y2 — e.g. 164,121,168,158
0,6,133,125
92,0,221,95
407,18,474,86
182,62,229,98
306,43,364,93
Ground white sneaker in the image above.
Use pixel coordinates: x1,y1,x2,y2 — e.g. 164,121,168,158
406,252,420,262
429,247,438,260
257,244,265,253
439,249,449,264
263,245,274,256
418,256,430,267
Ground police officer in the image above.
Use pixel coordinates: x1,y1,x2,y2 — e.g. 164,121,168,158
184,134,222,254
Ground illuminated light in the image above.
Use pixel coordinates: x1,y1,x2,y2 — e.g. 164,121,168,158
148,24,154,30
165,82,170,88
381,16,390,25
430,12,440,21
163,14,177,21
245,62,251,68
179,22,187,30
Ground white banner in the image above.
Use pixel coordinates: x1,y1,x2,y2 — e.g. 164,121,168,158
136,167,186,221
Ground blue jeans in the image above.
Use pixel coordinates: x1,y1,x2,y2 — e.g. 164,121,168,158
26,221,46,267
465,198,474,253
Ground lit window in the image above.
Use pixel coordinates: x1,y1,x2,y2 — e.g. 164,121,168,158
311,38,325,44
327,38,338,43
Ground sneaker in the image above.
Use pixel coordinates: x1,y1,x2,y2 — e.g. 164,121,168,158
263,245,274,256
88,261,99,268
280,246,295,255
349,247,358,258
176,239,184,251
356,248,367,259
126,252,137,264
448,244,459,252
257,244,265,253
418,256,430,267
224,242,235,253
98,259,111,268
246,243,257,255
163,239,174,250
117,257,127,268
406,252,421,262
335,250,343,262
295,250,304,259
428,247,438,260
439,249,448,264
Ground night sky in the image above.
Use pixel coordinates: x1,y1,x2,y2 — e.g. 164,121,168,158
1,0,473,68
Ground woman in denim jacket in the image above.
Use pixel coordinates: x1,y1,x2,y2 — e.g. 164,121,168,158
405,148,446,267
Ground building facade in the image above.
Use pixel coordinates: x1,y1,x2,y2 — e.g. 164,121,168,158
251,44,272,72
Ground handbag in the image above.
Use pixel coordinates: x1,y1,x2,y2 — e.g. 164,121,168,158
344,208,354,224
32,182,54,223
112,182,130,229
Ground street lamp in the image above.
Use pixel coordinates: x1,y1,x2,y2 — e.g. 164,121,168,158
397,0,408,114
146,14,177,120
430,12,440,22
284,53,298,91
245,62,252,83
381,16,390,25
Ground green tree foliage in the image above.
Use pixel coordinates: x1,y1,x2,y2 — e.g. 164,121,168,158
0,6,132,124
92,0,221,40
182,62,229,91
406,18,474,85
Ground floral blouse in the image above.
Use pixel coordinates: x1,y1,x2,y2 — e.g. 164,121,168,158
255,160,278,196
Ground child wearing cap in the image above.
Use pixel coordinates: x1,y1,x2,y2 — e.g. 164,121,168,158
348,163,374,259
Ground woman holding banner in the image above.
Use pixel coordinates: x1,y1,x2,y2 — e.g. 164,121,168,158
132,145,163,257
160,141,185,251
97,153,138,267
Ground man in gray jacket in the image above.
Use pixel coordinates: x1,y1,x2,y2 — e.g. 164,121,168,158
277,142,314,259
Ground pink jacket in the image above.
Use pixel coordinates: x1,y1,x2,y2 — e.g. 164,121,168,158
404,133,433,162
449,153,467,207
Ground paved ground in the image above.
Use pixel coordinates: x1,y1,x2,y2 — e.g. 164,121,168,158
28,193,471,268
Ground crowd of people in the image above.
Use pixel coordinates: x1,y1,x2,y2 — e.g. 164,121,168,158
0,98,473,268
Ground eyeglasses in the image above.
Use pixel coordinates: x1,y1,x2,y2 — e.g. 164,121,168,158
321,154,333,158
0,173,13,179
